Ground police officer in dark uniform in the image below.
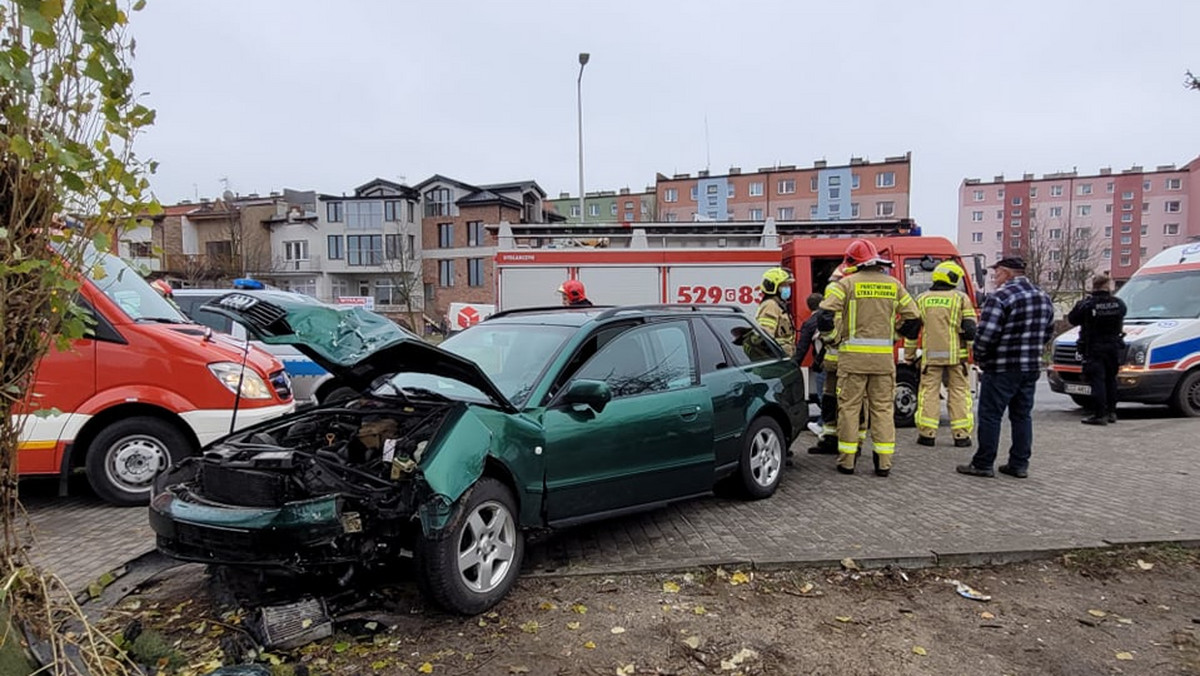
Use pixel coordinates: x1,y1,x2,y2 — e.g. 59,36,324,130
1067,272,1127,425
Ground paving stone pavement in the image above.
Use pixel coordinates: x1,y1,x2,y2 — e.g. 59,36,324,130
21,387,1200,594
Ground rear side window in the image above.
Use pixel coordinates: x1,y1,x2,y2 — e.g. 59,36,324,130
572,320,696,398
692,317,730,373
705,315,781,366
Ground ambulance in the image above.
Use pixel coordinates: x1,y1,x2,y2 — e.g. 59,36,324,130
1048,242,1200,416
492,218,983,426
18,244,295,505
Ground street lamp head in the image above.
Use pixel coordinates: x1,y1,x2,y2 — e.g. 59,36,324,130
578,52,590,66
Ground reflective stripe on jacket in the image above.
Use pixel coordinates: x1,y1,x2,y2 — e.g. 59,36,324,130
755,296,795,357
905,289,977,365
819,268,919,374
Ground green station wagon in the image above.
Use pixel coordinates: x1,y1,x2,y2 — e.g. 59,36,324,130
150,296,806,614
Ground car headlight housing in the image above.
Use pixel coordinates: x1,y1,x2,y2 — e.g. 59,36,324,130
208,362,273,399
1126,338,1152,367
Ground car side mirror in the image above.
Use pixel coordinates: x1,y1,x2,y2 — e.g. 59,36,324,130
562,379,611,414
919,255,939,272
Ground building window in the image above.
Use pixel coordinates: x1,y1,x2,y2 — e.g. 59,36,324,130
829,176,841,187
424,283,435,302
347,234,383,266
1102,248,1111,259
749,208,763,220
1029,208,1037,218
1012,197,1022,206
624,211,633,220
829,187,840,199
407,202,416,223
385,234,402,259
666,213,678,222
1122,202,1133,211
1120,236,1132,245
876,172,896,188
1010,220,1021,228
749,182,763,197
1106,182,1115,194
1049,185,1062,197
284,240,308,261
1049,206,1062,217
971,211,983,222
1120,256,1132,267
1105,226,1113,237
1049,228,1062,240
570,205,580,217
973,189,985,201
810,176,819,191
468,258,484,287
610,203,618,216
1011,209,1021,217
664,188,678,203
1165,223,1181,235
1122,191,1134,200
327,235,343,260
424,188,453,217
1167,178,1182,190
971,232,983,243
438,223,453,248
778,207,795,220
384,200,403,222
1049,250,1061,262
1078,183,1092,195
1076,205,1091,216
1143,180,1152,191
624,201,634,209
1011,239,1021,249
706,197,717,206
373,280,404,306
706,210,718,219
407,234,415,258
727,185,735,198
438,259,454,287
850,203,860,218
876,201,895,217
1143,202,1150,213
1029,187,1038,198
851,174,861,190
326,201,343,223
640,202,648,215
829,203,841,214
467,221,485,247
1105,204,1113,214
996,232,1003,241
778,179,796,195
1121,224,1132,233
706,185,718,195
585,203,598,217
996,210,1003,219
1121,213,1133,223
1140,247,1148,257
1166,201,1182,213
809,205,818,219
1140,224,1149,236
690,186,698,200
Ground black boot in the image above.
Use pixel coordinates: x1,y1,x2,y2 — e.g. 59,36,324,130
808,436,838,455
1081,415,1107,426
954,437,973,448
873,452,889,477
1107,410,1117,424
917,436,935,447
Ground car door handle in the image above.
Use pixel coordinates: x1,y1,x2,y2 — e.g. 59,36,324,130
678,405,701,421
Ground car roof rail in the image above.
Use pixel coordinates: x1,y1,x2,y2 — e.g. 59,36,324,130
593,304,745,320
485,305,615,321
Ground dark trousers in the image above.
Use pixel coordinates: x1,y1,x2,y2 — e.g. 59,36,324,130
970,370,1040,472
1082,345,1121,415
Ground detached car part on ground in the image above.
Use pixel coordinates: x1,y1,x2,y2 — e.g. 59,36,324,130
150,297,806,615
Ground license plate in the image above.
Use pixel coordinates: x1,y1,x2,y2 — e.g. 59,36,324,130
1064,383,1092,395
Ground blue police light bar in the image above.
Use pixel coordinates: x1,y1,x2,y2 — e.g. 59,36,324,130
232,278,265,290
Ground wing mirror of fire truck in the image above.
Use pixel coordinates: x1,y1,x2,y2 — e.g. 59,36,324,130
918,255,939,272
971,254,987,291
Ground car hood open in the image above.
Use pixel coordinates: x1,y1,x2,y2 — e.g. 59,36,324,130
200,292,515,412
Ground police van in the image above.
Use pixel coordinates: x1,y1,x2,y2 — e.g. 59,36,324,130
1048,242,1200,416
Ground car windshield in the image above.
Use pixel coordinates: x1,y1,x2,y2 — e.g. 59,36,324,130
83,246,188,323
437,322,576,407
1119,270,1200,320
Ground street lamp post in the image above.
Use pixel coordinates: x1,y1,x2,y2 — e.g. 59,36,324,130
577,52,589,224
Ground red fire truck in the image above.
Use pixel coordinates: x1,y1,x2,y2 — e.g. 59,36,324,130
492,218,983,427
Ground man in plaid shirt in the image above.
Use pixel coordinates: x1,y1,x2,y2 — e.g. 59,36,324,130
957,257,1055,479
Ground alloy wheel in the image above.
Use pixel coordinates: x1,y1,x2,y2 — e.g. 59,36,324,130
456,499,517,594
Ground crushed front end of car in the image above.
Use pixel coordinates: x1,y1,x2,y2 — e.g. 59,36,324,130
149,396,456,577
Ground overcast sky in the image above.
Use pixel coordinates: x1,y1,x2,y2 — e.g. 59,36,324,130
129,0,1200,239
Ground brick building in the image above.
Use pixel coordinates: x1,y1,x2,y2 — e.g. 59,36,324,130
546,187,657,224
957,157,1200,284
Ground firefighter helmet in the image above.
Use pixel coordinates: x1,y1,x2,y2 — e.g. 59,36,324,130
557,279,587,303
760,267,795,295
932,261,965,286
150,278,173,299
843,239,880,266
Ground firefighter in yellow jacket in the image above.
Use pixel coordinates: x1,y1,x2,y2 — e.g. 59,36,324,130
754,267,796,358
817,240,921,477
904,261,978,447
808,264,868,455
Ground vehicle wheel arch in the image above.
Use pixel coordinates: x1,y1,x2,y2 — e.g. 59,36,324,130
480,456,523,519
313,377,352,404
750,403,794,444
68,403,199,473
1169,366,1200,417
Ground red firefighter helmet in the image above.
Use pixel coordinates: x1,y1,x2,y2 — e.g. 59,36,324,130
150,278,174,299
844,239,880,267
557,279,587,303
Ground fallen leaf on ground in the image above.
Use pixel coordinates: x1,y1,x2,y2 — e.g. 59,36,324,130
661,605,672,613
715,566,728,578
683,573,695,583
1136,559,1154,571
663,580,681,593
566,621,581,630
981,612,995,620
418,663,434,673
519,620,540,634
611,626,626,634
571,604,588,614
538,601,557,611
583,641,596,650
1117,618,1134,625
617,664,635,676
509,667,530,674
720,647,759,670
841,557,860,571
693,605,707,615
1115,652,1134,661
730,571,751,586
912,646,928,656
799,582,814,594
1087,609,1107,618
477,619,488,627
333,642,350,653
835,616,852,623
683,636,701,649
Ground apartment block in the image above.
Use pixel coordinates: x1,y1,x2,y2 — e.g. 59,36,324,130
957,156,1200,282
547,187,656,223
416,175,553,326
655,153,912,223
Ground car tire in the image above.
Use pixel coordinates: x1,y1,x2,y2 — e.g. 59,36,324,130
1170,370,1200,417
85,417,191,506
1069,394,1092,409
417,478,524,615
738,417,785,500
894,366,920,428
321,386,359,405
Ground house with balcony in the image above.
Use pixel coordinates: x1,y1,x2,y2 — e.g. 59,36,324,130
159,193,294,285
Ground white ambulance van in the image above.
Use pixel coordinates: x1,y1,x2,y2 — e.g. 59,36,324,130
1048,242,1200,416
